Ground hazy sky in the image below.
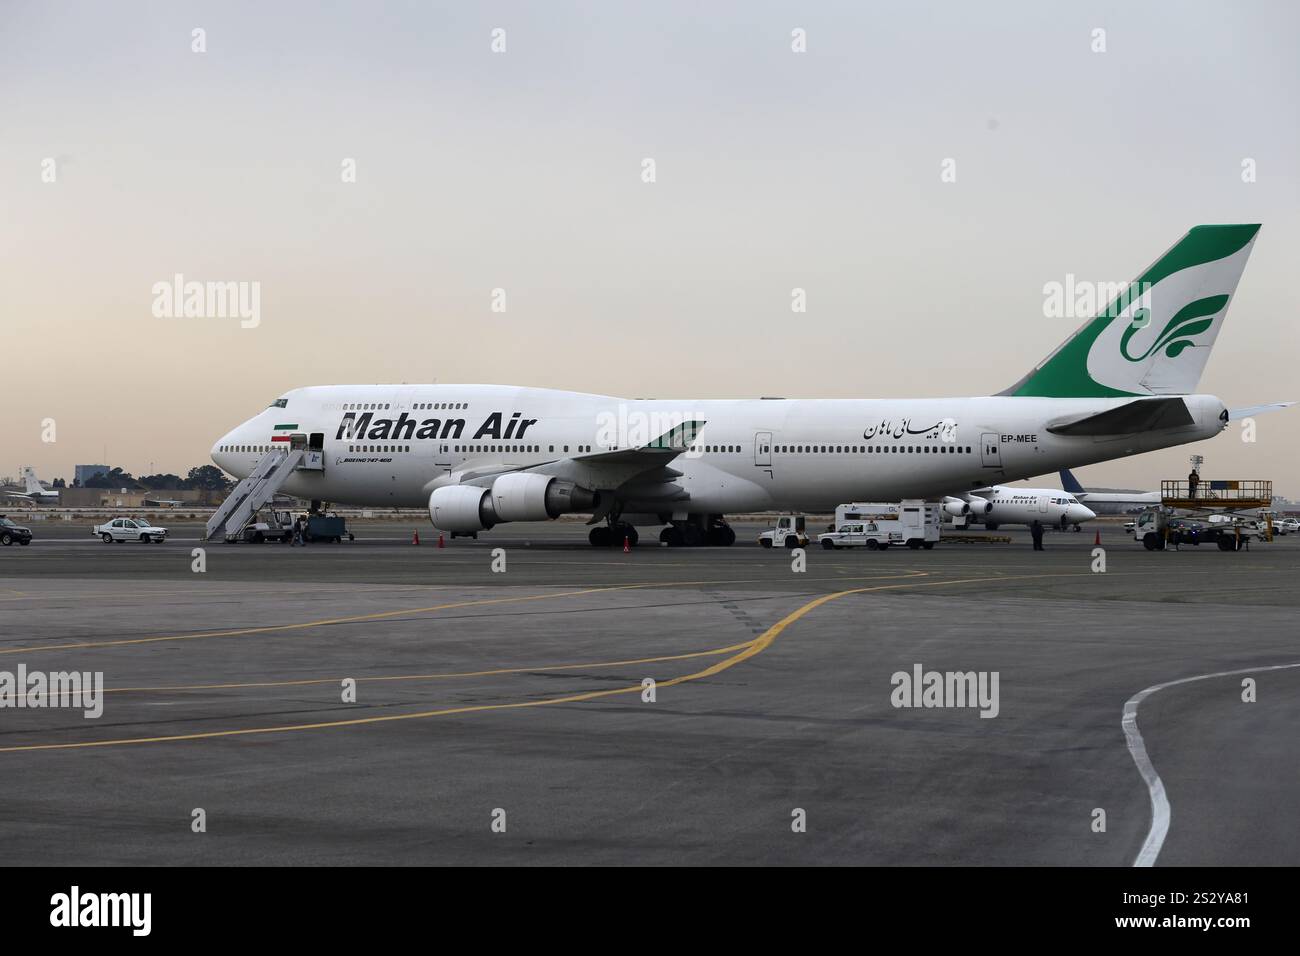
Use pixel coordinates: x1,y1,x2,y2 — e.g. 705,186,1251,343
3,1,1298,492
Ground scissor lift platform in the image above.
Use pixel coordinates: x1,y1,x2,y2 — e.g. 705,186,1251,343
1160,479,1272,512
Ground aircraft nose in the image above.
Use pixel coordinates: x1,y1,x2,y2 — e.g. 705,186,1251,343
211,425,243,468
1068,504,1096,523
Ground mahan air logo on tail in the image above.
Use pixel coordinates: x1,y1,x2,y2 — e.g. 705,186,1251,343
1007,224,1260,398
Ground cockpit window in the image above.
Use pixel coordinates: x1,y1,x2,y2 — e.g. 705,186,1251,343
269,398,288,408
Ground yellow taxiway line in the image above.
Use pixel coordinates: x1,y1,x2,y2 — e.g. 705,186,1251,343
0,570,1088,753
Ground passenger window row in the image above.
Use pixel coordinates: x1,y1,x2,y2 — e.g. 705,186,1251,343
453,445,543,454
686,444,974,455
342,402,469,411
220,445,276,453
774,444,973,455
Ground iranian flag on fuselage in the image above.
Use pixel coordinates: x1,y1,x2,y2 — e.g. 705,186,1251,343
271,424,298,443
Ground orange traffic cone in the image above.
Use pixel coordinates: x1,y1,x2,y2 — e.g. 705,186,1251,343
437,533,445,549
1094,529,1101,546
623,535,630,553
412,530,420,545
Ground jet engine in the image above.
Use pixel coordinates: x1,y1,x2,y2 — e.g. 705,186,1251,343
942,496,970,517
489,472,600,522
428,485,495,533
966,496,993,516
428,475,600,532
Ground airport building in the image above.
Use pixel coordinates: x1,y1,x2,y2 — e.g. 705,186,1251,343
74,464,110,485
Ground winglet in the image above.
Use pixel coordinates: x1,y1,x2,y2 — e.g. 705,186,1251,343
644,419,706,452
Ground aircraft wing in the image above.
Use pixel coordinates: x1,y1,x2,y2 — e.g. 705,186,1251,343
425,420,705,510
542,419,705,488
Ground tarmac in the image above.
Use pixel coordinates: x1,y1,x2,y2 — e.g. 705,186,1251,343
1,519,1297,865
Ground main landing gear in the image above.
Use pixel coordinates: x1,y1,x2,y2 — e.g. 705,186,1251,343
658,515,736,548
586,513,736,548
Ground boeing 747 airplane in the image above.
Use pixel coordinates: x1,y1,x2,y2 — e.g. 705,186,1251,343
211,225,1287,545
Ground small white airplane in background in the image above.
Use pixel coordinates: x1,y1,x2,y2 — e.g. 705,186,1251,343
3,467,60,503
943,487,1095,531
1058,469,1162,515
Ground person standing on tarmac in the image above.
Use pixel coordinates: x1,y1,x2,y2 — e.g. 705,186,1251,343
292,514,306,547
1030,519,1045,551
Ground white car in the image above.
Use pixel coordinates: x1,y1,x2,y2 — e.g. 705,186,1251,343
1280,517,1300,534
818,522,893,550
93,517,168,543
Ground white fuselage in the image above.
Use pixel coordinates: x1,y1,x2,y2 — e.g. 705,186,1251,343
211,385,1228,519
1072,490,1163,515
969,487,1095,528
3,490,58,502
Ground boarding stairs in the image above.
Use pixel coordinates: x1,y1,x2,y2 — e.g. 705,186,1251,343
204,446,306,541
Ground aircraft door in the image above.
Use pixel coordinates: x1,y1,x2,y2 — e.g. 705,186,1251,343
434,442,453,478
753,431,774,479
980,433,1002,468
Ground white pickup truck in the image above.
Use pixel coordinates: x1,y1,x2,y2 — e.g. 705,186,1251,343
93,517,168,543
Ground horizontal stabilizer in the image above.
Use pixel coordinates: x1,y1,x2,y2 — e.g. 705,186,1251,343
1046,397,1193,436
1227,402,1295,421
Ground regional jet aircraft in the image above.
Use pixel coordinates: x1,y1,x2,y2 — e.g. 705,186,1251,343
942,487,1095,531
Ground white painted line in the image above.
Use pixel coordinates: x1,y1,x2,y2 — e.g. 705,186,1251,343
1123,660,1300,867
